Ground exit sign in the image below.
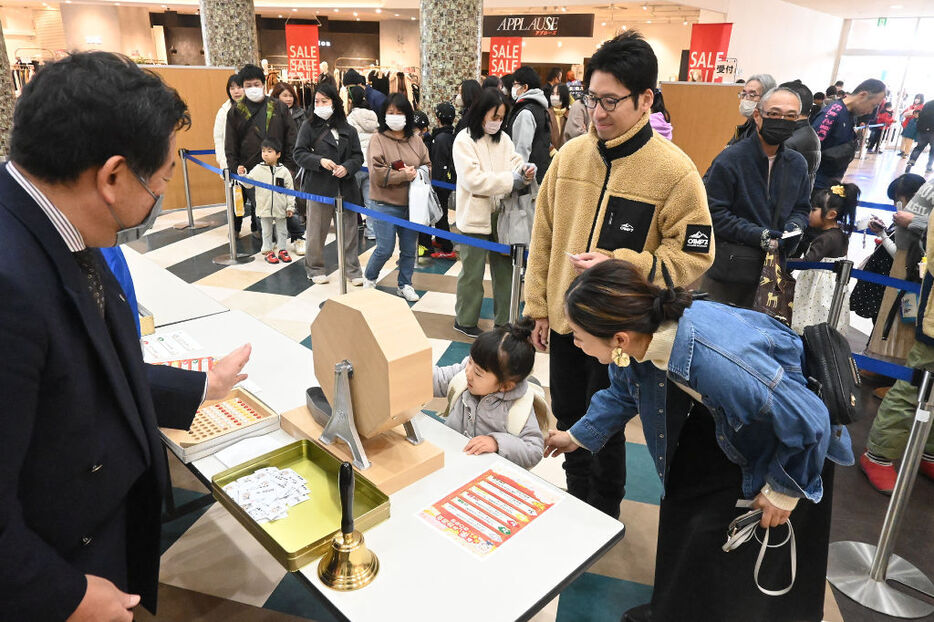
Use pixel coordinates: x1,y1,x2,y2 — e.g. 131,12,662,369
877,17,887,26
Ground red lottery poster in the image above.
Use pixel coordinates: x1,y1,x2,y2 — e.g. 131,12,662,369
286,24,320,82
489,37,522,76
419,468,561,557
687,23,733,83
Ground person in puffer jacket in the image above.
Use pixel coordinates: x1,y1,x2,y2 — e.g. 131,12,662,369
433,318,544,469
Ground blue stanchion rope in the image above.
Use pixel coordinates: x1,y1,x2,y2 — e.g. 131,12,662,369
787,260,921,295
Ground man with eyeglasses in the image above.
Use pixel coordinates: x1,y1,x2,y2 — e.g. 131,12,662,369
525,31,713,519
702,86,812,307
728,73,776,146
811,78,886,190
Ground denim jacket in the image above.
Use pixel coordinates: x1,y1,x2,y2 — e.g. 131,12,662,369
569,301,854,503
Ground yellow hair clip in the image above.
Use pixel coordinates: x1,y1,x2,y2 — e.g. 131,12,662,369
831,185,846,198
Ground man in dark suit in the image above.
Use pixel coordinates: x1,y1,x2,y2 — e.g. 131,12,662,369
0,52,250,621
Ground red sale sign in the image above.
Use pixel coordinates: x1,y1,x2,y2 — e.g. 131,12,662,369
286,24,319,82
490,37,522,75
687,23,733,83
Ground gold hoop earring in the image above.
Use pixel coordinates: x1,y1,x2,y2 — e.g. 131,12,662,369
612,347,630,368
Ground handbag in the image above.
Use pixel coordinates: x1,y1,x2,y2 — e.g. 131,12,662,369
753,250,795,326
706,241,766,285
850,237,893,319
408,166,440,226
800,261,863,425
496,178,538,246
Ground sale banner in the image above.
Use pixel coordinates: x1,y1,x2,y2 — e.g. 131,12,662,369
489,37,522,76
687,23,733,83
285,24,320,82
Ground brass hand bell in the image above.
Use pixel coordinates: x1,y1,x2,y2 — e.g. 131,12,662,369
318,462,379,590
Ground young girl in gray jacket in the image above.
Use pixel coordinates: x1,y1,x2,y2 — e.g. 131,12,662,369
433,317,545,469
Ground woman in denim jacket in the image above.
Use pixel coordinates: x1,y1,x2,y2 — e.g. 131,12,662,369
545,259,853,622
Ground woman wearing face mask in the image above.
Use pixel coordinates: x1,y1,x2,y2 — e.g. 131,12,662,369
451,88,535,337
455,79,483,134
545,259,850,622
729,74,776,146
214,74,243,171
293,83,365,285
547,83,571,152
363,93,432,301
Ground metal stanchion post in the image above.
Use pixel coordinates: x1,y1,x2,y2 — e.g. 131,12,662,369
173,148,210,231
827,369,934,618
212,169,255,266
508,244,527,324
335,193,348,295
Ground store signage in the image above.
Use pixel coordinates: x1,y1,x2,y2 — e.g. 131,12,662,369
687,23,733,83
712,57,737,83
285,24,320,82
482,14,594,38
489,37,522,75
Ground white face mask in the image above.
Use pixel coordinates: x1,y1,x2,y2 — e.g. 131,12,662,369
484,120,503,135
550,95,561,107
738,98,758,118
244,86,265,103
385,114,407,131
511,86,521,100
315,105,334,121
454,94,463,109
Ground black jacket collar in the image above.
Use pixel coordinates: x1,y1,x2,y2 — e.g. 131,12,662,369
598,120,653,163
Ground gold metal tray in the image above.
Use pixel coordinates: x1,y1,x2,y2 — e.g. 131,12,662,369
211,440,390,571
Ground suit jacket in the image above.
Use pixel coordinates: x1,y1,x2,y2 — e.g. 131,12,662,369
0,164,205,619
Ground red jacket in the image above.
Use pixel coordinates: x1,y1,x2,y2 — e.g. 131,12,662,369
876,111,894,128
902,104,923,129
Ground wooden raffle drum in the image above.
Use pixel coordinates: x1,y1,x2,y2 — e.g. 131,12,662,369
281,289,444,494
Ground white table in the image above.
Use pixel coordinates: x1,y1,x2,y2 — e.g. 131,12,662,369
124,246,227,327
161,310,625,622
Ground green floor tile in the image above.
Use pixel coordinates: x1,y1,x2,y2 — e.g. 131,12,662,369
556,572,653,622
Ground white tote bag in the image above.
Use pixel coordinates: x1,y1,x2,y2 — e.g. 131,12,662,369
408,166,440,226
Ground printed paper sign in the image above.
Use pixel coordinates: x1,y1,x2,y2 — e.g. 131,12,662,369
490,37,522,75
286,24,320,82
687,23,733,83
419,468,561,557
712,57,737,83
141,330,202,361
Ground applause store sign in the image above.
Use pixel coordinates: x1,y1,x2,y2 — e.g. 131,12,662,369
482,14,594,38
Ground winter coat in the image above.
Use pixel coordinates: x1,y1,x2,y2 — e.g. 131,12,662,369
367,131,431,206
433,359,544,469
347,108,380,166
225,97,298,175
505,89,551,183
452,128,526,235
650,111,673,140
784,119,821,191
293,116,364,204
430,126,456,185
563,98,590,142
213,100,232,170
240,162,295,219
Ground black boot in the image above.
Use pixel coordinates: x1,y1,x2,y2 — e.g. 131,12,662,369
622,603,652,622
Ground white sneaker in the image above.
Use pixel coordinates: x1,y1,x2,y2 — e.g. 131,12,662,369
351,277,364,287
292,239,305,256
311,275,329,284
397,284,420,302
362,279,377,289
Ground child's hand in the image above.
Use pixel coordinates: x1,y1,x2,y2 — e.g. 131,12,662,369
237,165,246,176
463,435,498,455
543,430,580,458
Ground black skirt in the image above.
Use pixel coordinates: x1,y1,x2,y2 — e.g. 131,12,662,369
650,402,834,622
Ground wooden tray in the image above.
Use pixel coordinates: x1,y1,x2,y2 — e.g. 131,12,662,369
211,439,390,571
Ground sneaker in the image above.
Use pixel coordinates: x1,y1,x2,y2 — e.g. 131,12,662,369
417,244,430,257
292,239,306,255
264,251,279,265
397,284,420,302
921,457,934,482
431,238,443,248
859,452,897,495
453,322,483,339
362,278,377,289
351,277,365,287
311,275,329,284
278,250,292,263
431,251,457,260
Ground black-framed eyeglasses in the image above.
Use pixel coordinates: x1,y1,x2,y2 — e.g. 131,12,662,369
582,92,633,112
762,110,799,122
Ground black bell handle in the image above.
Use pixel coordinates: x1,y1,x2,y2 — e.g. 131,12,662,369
339,461,354,535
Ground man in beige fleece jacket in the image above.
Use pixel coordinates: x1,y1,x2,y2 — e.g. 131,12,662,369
525,31,714,518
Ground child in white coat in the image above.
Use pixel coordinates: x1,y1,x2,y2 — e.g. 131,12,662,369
241,138,296,264
433,317,546,468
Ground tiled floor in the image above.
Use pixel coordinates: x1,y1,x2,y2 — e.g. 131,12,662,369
134,148,934,621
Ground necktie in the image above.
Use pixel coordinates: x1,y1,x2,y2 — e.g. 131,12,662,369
73,248,106,318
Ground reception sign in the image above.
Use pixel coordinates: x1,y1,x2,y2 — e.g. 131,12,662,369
490,38,522,75
687,23,733,83
285,24,320,82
